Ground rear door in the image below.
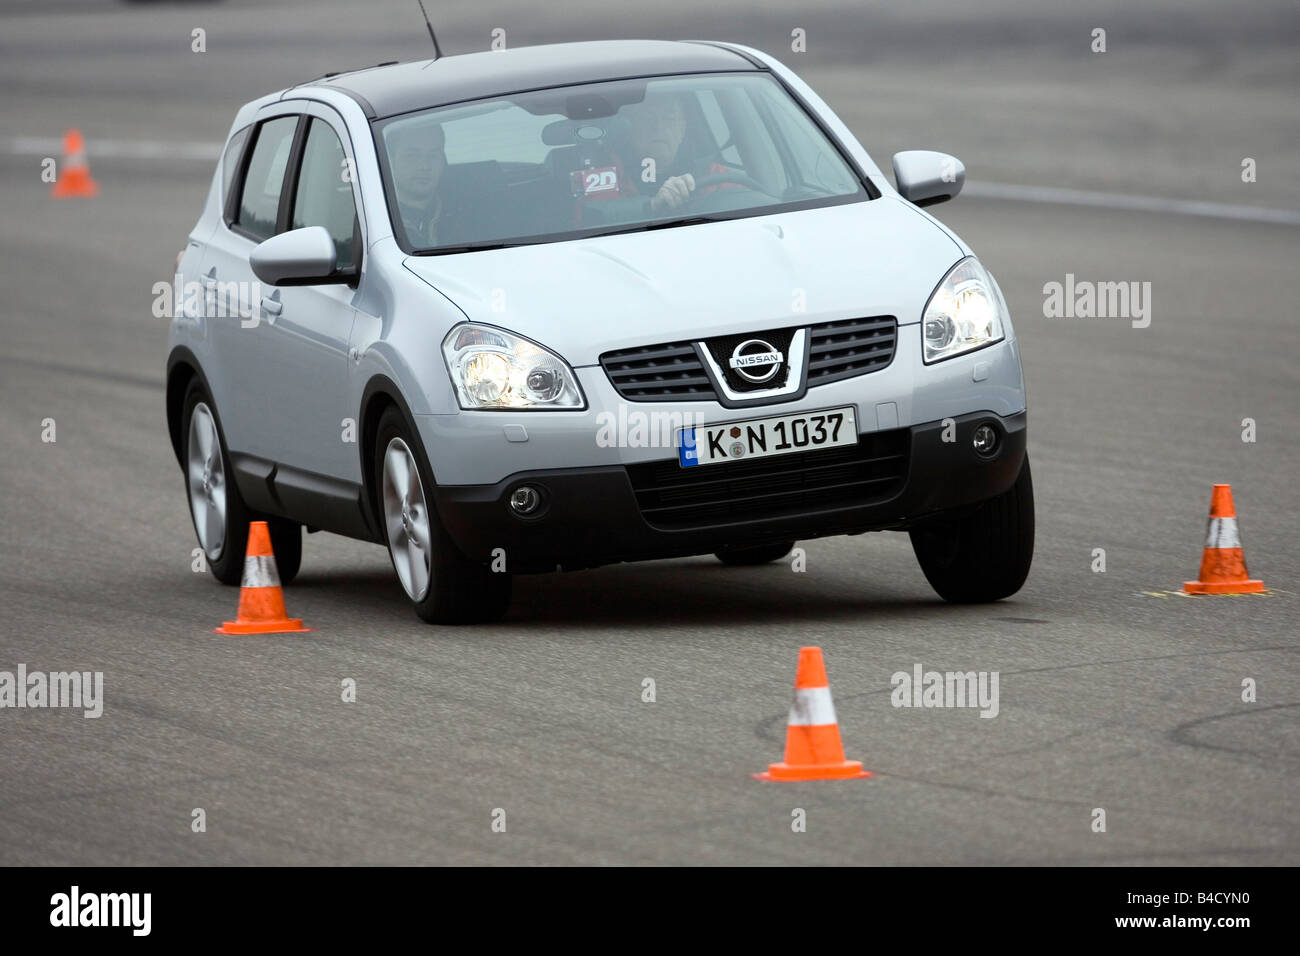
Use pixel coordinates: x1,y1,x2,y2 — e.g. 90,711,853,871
203,111,301,461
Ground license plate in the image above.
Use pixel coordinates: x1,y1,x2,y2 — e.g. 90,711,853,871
678,406,857,468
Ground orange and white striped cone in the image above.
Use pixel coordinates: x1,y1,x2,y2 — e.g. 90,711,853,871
215,521,311,634
1183,484,1265,594
51,128,100,199
755,646,871,781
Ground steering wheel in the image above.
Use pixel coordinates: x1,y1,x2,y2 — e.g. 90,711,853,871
683,171,777,203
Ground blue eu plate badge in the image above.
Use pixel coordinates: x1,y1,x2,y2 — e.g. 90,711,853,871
678,427,700,467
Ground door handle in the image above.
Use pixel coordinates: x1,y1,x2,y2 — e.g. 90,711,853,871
260,297,283,317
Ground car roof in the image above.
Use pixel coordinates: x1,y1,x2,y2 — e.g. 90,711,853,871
299,40,761,119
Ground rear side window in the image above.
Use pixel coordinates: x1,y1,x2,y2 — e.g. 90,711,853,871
220,125,251,204
291,119,359,271
235,116,298,241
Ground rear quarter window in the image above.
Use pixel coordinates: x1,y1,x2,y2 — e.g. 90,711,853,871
220,125,251,205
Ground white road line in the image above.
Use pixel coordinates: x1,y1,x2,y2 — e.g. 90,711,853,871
6,136,1299,227
963,180,1300,227
6,136,221,161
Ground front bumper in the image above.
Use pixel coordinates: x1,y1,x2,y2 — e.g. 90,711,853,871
432,409,1026,572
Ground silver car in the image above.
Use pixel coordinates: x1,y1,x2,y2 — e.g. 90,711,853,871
166,39,1033,624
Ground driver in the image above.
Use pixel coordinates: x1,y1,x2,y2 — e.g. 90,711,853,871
568,90,742,224
620,90,740,212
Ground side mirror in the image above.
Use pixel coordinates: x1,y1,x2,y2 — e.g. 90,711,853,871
249,226,341,286
892,150,965,207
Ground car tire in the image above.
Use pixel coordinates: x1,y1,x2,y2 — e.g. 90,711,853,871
373,406,511,624
714,540,796,566
910,457,1035,603
267,518,302,584
182,379,251,586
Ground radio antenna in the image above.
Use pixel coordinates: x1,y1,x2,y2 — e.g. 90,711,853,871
417,0,443,60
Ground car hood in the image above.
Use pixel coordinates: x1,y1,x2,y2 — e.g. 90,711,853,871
403,197,961,367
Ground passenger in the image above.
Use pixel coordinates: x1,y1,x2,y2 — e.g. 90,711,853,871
389,121,447,244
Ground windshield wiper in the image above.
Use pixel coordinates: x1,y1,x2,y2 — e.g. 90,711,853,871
585,215,734,239
411,215,735,254
410,240,531,256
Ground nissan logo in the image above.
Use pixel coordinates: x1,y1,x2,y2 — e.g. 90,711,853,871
728,339,784,384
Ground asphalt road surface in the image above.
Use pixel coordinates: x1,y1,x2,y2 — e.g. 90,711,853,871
0,0,1296,865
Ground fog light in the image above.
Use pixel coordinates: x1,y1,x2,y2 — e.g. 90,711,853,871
509,485,541,515
972,423,998,455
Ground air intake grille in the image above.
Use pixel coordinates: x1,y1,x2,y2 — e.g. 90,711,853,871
627,428,909,530
806,316,897,384
599,341,713,402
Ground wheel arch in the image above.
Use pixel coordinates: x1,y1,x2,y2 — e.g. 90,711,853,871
359,374,426,535
166,347,215,470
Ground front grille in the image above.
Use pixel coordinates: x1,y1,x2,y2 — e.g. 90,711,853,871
627,428,909,529
806,316,897,384
599,341,713,402
701,327,796,393
602,315,897,402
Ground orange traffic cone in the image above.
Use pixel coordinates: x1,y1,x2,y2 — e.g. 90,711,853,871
755,647,871,781
51,129,99,199
215,522,311,634
1183,484,1265,594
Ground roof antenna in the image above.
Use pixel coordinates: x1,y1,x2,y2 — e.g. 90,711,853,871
417,0,443,60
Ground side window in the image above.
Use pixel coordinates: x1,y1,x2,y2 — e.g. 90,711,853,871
235,116,298,241
291,119,358,271
221,125,251,206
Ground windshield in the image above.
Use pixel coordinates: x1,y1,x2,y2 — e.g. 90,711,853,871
374,72,868,254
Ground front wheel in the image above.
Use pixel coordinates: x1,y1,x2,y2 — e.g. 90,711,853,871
909,457,1035,603
374,406,511,624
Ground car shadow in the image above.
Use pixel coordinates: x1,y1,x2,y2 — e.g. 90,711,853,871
287,560,1013,629
508,563,954,627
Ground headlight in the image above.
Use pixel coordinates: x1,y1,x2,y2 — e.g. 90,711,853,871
921,257,1007,364
442,323,585,410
